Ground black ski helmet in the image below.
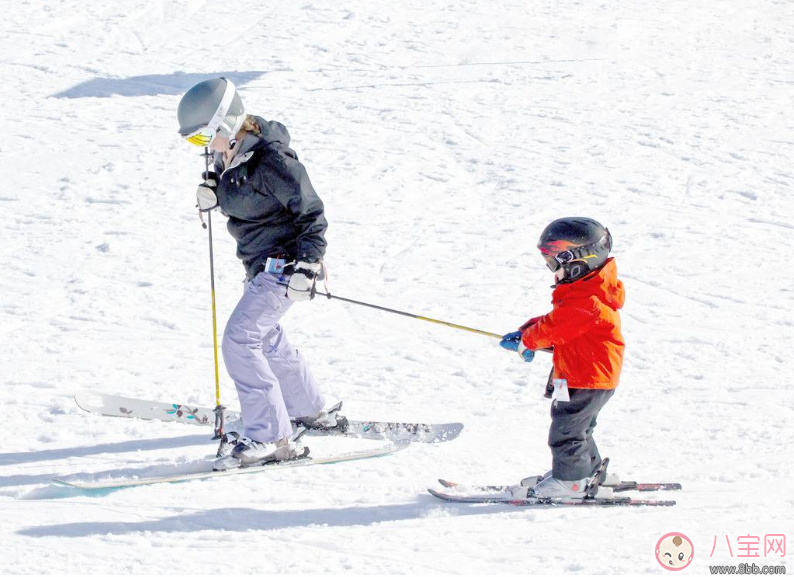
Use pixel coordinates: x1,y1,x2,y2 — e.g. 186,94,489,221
177,77,245,146
537,217,612,283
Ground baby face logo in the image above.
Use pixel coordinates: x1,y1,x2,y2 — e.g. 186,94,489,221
655,532,695,571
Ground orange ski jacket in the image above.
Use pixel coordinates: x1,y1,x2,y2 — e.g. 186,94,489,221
522,258,625,390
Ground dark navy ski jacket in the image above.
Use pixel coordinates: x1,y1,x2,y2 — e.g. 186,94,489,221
212,117,327,279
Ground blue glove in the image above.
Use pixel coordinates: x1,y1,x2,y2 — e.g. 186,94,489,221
499,331,522,350
499,331,535,362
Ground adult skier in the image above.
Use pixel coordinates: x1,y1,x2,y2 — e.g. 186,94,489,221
500,217,625,498
177,77,346,469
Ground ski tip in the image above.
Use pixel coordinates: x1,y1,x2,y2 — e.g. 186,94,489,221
429,424,464,443
437,478,456,488
427,487,448,499
73,389,101,412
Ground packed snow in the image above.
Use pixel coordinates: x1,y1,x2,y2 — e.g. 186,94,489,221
1,0,792,574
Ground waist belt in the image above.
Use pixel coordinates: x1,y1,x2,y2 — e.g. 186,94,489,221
249,256,295,280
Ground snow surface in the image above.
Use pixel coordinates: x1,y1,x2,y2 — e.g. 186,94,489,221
1,0,793,574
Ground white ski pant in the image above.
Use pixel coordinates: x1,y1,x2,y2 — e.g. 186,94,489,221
222,272,325,443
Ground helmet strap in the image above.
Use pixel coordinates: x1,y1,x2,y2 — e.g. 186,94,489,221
220,113,246,149
566,262,588,280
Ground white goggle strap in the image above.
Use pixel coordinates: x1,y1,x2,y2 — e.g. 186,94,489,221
206,79,237,135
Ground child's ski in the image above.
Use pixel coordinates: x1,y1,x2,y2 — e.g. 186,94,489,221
437,478,682,493
428,488,676,507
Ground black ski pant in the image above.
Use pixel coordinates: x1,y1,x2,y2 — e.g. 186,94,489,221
549,388,615,481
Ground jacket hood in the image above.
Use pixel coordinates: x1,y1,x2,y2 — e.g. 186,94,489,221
553,257,625,311
213,116,292,172
254,116,291,146
236,116,291,155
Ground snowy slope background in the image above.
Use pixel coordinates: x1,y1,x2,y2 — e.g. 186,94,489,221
1,0,792,574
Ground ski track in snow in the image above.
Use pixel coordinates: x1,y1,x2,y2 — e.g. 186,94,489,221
1,0,792,574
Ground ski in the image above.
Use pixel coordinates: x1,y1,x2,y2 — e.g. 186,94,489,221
437,478,682,493
610,481,683,492
74,389,463,444
54,439,410,490
428,488,676,507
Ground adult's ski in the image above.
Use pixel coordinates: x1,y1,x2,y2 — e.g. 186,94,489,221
74,390,462,444
436,478,682,493
54,440,409,490
427,488,676,507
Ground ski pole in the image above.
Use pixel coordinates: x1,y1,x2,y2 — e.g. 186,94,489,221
202,147,225,439
316,289,504,339
279,282,551,347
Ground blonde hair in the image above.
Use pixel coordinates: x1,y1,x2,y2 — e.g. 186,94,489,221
240,115,261,136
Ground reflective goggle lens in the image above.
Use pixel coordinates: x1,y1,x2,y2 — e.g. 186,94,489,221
185,127,216,147
542,250,576,272
543,253,560,272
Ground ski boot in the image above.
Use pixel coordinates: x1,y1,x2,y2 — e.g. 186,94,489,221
528,475,593,499
296,401,349,433
519,470,551,489
516,460,621,492
213,429,310,471
583,458,614,499
215,431,241,458
514,459,615,500
508,470,550,498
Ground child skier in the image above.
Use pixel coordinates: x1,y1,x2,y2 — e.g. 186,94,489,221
500,217,625,499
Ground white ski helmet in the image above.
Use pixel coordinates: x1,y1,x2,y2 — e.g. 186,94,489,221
177,77,246,146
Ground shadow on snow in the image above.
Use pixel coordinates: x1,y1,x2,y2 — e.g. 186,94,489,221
18,498,506,537
0,434,210,470
50,71,268,98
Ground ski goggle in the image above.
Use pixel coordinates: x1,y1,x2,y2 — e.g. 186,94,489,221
183,80,237,147
185,125,222,147
539,231,611,272
542,250,576,272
